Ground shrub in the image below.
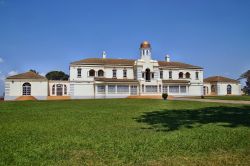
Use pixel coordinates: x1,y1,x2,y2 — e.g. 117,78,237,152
162,93,168,100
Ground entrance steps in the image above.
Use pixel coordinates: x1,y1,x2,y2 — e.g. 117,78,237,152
15,96,37,101
47,96,71,100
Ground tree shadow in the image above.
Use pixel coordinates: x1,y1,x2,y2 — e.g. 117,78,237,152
135,106,250,132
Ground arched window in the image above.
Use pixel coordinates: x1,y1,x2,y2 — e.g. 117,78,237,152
185,72,191,79
22,82,31,96
179,72,183,79
64,85,67,95
52,84,55,95
145,68,151,81
89,69,95,77
98,70,104,77
227,84,232,94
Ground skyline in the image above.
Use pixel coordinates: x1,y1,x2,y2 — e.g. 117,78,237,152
1,0,250,95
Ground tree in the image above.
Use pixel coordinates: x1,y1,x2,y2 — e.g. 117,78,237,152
45,71,69,80
239,70,250,95
29,69,39,74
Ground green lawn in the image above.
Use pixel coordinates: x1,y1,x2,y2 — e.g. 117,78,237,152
0,99,250,165
203,95,250,101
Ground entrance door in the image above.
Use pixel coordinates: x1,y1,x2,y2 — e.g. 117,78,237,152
130,85,138,95
56,84,63,96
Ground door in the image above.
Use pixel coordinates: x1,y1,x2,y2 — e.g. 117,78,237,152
56,84,63,96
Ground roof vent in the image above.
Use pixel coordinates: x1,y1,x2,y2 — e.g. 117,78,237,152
165,54,170,62
102,51,107,59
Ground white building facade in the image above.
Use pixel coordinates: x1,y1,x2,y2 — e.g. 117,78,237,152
5,41,206,100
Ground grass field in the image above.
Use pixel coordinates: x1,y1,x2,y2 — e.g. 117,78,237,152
0,99,250,165
203,95,250,101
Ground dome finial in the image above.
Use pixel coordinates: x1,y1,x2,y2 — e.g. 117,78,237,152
140,41,151,49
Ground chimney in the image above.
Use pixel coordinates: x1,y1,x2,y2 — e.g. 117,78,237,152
165,54,170,62
102,51,106,59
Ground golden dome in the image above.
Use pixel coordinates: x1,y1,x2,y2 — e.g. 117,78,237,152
140,41,151,49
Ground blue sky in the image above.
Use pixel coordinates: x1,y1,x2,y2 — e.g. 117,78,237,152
0,0,250,95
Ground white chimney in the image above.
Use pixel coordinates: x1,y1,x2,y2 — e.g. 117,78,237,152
102,51,106,59
165,54,170,62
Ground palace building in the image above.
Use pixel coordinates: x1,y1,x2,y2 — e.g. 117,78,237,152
4,41,241,100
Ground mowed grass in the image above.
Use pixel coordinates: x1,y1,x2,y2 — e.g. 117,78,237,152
0,99,250,165
203,95,250,101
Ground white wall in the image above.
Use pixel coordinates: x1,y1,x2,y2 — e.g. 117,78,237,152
5,79,48,100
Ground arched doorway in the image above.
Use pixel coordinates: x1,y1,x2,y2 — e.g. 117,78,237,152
227,84,232,94
56,84,63,96
145,68,150,81
22,82,31,96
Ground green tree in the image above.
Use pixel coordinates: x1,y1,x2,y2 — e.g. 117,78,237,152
239,70,250,95
45,71,69,80
29,69,39,74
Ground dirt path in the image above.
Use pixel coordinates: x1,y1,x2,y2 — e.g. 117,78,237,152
172,98,250,105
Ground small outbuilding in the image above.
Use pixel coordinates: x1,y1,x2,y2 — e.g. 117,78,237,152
203,76,241,96
4,71,48,100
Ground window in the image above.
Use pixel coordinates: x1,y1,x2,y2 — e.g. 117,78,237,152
22,82,31,96
163,86,168,93
64,85,67,95
180,86,187,93
169,86,179,93
145,68,150,81
108,85,116,94
160,70,163,79
169,71,172,79
142,72,144,78
117,85,129,93
98,70,104,77
152,73,154,79
112,69,117,78
227,84,232,94
185,72,190,79
52,84,55,95
195,72,199,79
211,85,216,93
77,68,82,77
123,69,127,78
179,72,184,79
97,85,105,93
142,84,144,93
89,69,95,77
146,85,157,93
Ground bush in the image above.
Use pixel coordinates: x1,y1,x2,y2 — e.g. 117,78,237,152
162,93,168,100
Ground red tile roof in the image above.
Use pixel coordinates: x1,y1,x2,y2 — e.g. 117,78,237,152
6,71,47,80
95,77,139,83
162,80,190,84
204,76,239,83
71,58,203,69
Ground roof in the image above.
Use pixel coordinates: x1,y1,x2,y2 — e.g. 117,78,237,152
71,58,135,66
95,77,139,83
158,61,203,69
71,58,202,69
162,80,190,84
6,71,47,80
204,76,239,83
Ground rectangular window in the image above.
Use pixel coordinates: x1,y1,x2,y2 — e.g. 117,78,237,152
130,85,137,95
77,68,82,78
169,71,172,79
152,73,154,79
123,69,127,78
160,70,163,79
117,85,129,93
180,86,187,93
108,85,116,94
142,72,144,78
97,85,105,94
196,72,199,79
163,86,168,93
169,86,179,93
146,85,157,93
113,69,117,78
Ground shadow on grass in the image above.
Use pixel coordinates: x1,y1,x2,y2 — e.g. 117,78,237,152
136,106,250,131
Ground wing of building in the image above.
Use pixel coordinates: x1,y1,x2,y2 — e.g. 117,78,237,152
7,41,240,101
